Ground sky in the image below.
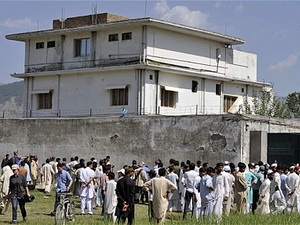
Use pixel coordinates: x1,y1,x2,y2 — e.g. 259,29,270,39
0,0,300,97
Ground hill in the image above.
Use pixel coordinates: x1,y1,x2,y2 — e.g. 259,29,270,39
0,81,23,106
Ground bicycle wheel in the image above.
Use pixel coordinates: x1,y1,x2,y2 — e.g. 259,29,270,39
66,201,76,223
55,204,66,225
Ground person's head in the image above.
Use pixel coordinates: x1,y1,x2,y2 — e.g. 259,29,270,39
199,167,206,177
87,161,93,169
125,166,134,177
108,172,115,180
169,166,174,173
56,158,61,163
294,166,300,175
13,151,18,156
186,160,191,165
169,158,175,165
12,164,19,175
215,163,224,174
207,167,215,177
158,167,167,177
149,169,157,179
271,163,277,172
238,162,246,173
70,157,74,162
20,160,25,167
196,160,201,167
46,158,50,164
74,156,79,161
267,170,275,180
57,163,63,172
277,165,284,174
5,154,9,159
189,163,195,171
62,157,67,162
117,169,125,178
203,162,209,169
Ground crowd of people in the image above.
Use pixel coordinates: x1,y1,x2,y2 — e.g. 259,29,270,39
0,151,299,224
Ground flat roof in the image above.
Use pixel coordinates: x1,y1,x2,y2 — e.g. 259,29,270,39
6,17,244,45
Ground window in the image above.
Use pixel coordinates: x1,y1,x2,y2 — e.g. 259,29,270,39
241,88,244,93
36,42,44,49
192,81,198,93
74,38,91,57
108,34,118,42
47,41,55,48
122,32,132,40
161,87,177,108
38,92,52,109
224,95,237,112
149,75,153,80
111,87,128,106
216,84,221,96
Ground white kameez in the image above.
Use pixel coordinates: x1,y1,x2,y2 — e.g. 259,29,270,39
104,179,117,224
80,167,95,214
256,178,271,214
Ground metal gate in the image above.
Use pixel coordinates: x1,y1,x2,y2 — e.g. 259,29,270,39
268,133,300,165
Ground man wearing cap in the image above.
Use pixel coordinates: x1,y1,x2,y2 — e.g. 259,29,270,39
269,163,286,213
115,166,135,225
9,164,31,223
223,165,235,215
285,166,300,213
234,162,248,213
252,165,265,213
256,169,274,214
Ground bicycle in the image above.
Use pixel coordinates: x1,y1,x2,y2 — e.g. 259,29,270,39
55,193,76,225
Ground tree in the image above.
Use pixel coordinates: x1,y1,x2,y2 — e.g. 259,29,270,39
243,88,289,118
285,92,300,118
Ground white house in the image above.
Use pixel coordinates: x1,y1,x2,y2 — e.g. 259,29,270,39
6,13,270,118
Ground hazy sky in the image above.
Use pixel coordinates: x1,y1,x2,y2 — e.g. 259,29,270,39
0,0,299,97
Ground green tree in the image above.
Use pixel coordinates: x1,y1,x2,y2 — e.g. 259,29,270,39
285,92,300,118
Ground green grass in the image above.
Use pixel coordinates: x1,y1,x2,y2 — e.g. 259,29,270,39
1,189,300,224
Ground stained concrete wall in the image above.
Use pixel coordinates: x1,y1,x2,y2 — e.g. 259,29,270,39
0,115,299,170
0,115,242,169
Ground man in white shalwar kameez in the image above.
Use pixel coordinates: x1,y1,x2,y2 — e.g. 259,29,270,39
269,163,286,213
200,167,215,217
222,165,235,215
0,164,13,214
256,170,273,214
143,168,177,225
286,166,300,213
166,166,180,212
104,172,117,224
212,163,229,222
80,161,96,215
40,159,55,193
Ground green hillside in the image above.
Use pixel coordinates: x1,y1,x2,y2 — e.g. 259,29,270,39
0,81,23,106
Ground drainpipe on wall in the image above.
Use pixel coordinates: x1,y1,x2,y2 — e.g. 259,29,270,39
201,78,206,114
57,75,61,117
155,70,159,115
142,25,147,64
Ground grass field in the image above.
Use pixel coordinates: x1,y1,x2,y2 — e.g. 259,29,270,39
0,189,300,224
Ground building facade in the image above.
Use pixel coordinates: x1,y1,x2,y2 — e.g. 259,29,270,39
6,13,270,118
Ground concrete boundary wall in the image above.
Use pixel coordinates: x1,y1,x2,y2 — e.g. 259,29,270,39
0,115,299,169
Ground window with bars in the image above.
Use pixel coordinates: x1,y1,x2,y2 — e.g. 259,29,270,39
74,38,91,57
161,87,177,107
111,87,128,106
224,95,237,112
108,34,118,42
38,92,52,109
36,42,44,49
